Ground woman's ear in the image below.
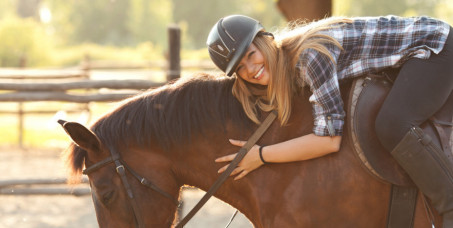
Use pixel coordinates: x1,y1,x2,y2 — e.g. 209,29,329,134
58,120,102,152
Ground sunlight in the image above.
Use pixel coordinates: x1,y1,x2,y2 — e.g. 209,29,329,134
47,110,67,129
77,111,90,125
39,6,52,24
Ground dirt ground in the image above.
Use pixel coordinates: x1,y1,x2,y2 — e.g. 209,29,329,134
0,147,253,228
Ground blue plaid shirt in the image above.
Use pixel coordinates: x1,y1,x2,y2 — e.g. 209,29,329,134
297,15,450,136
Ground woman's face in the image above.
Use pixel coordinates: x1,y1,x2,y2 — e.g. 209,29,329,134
235,43,270,85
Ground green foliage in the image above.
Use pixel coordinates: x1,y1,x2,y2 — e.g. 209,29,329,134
434,0,453,25
1,0,453,68
0,1,16,19
64,0,132,46
49,42,165,67
334,0,453,19
0,16,53,67
45,0,173,47
127,0,173,47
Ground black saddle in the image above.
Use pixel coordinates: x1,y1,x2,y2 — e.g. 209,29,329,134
347,73,453,186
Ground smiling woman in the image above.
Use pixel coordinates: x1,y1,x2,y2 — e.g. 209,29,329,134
207,14,453,227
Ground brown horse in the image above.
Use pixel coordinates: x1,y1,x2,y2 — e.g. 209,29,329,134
61,73,441,227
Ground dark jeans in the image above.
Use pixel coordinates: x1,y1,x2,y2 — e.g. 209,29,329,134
376,27,453,151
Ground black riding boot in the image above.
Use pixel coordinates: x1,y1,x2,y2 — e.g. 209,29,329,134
391,126,453,227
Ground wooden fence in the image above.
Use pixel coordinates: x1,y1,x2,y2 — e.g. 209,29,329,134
0,25,218,149
0,79,165,102
0,26,221,198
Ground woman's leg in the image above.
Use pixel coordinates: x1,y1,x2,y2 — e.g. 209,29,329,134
376,42,453,151
376,28,453,227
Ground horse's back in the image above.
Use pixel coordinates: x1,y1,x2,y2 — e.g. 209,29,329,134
257,74,445,227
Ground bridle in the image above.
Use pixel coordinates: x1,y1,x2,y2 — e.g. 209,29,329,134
83,146,179,228
82,111,277,228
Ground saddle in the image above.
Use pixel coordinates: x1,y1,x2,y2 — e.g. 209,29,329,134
347,72,453,187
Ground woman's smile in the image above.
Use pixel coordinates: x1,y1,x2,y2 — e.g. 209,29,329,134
253,66,265,79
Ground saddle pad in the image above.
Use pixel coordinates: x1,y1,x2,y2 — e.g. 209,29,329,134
348,76,414,186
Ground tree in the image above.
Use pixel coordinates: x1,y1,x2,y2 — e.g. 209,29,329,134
16,0,41,19
277,0,332,21
128,0,172,47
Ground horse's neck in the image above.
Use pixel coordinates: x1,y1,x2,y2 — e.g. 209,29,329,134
173,89,320,225
173,127,263,223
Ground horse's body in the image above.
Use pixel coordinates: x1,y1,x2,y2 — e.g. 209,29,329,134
62,73,440,227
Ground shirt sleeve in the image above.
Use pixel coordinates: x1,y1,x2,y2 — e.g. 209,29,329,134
300,49,345,136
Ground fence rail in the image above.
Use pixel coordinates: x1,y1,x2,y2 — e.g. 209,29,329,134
0,79,163,91
0,177,90,196
0,69,88,80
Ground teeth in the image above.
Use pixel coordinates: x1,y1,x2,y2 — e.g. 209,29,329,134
253,67,264,79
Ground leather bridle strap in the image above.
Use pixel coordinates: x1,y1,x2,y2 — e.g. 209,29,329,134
107,147,146,228
175,111,277,228
82,155,179,206
83,157,114,175
121,161,180,206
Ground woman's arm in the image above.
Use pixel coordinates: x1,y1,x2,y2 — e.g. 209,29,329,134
215,134,342,180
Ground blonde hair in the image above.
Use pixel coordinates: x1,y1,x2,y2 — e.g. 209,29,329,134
232,17,351,125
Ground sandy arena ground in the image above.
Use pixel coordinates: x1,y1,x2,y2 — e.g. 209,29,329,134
0,147,253,228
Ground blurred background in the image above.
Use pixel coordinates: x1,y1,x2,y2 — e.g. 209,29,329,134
0,0,452,227
0,0,451,69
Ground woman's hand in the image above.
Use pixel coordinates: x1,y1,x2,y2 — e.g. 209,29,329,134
215,139,264,180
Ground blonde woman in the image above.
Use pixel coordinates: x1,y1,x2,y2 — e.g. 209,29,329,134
207,15,453,226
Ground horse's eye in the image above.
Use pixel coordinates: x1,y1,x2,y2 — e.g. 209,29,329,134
102,191,115,205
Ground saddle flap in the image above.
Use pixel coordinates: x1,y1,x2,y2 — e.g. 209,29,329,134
348,76,414,186
348,75,453,186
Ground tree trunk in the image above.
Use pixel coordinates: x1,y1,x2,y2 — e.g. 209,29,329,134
16,0,41,19
277,0,332,22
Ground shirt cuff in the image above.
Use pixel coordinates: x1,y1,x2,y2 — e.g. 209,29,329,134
313,114,344,136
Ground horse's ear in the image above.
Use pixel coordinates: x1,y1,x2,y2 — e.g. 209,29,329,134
58,119,102,152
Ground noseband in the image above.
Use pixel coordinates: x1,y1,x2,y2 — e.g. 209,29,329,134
83,147,179,228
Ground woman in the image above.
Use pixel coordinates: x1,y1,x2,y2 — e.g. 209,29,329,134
207,15,453,225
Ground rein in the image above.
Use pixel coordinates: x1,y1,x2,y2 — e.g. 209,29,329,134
82,110,277,228
175,111,277,227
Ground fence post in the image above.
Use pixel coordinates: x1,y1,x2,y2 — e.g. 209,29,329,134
167,25,181,81
81,54,92,123
18,54,27,149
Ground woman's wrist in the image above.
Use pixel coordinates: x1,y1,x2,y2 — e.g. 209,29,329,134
259,146,270,164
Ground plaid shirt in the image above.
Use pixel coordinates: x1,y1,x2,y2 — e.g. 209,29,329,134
297,15,450,136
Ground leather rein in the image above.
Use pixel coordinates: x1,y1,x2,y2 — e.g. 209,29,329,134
82,111,277,227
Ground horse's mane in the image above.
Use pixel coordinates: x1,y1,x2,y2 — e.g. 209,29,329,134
65,73,254,176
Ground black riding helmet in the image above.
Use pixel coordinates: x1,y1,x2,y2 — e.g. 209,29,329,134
207,15,264,76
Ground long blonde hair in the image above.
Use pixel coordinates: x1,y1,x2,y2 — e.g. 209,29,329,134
232,17,351,125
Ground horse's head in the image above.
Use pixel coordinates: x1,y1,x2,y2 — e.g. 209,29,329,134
59,120,180,227
57,74,263,227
